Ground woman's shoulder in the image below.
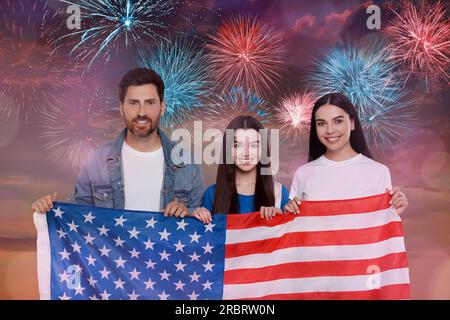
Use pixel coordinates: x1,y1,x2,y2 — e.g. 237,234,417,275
205,184,217,194
293,158,323,176
358,155,390,173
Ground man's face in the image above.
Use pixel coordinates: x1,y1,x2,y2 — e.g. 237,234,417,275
120,84,165,137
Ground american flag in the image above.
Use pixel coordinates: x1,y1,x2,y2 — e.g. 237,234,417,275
34,192,410,300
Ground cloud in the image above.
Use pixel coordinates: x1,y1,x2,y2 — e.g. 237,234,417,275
0,175,32,187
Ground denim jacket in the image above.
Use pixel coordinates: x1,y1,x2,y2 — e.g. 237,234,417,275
69,128,204,213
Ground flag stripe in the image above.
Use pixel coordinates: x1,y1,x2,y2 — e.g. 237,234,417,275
225,209,400,245
225,221,404,258
223,268,410,299
224,252,408,284
239,284,410,300
224,237,406,270
226,192,392,230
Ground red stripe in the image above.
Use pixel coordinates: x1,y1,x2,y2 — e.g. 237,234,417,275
235,284,410,300
226,192,392,230
224,252,408,284
225,221,404,258
300,192,391,217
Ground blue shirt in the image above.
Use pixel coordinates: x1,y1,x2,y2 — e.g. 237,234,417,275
202,184,290,214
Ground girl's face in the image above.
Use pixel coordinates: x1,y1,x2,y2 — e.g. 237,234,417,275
232,129,261,172
315,104,354,152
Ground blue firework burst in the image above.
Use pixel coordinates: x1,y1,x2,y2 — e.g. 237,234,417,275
138,37,211,128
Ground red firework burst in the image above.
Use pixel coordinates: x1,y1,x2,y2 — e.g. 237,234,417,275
0,0,80,122
385,0,450,91
206,15,286,97
275,91,315,145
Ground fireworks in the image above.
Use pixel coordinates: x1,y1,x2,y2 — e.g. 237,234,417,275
197,87,271,131
361,100,417,152
58,0,179,69
206,15,286,97
385,0,450,91
0,0,79,122
138,37,211,128
38,89,121,172
308,42,416,151
275,91,315,145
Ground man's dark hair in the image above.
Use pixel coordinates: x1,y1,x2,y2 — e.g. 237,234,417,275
118,68,165,103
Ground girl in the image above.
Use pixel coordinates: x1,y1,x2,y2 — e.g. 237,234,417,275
193,115,290,223
284,92,408,214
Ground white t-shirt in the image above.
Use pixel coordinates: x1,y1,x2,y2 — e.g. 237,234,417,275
289,153,392,201
121,142,164,211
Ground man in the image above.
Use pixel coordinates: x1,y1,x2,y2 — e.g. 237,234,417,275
32,68,204,217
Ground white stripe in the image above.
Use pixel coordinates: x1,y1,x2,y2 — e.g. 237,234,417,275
225,237,406,270
33,212,51,300
223,267,410,299
226,208,399,245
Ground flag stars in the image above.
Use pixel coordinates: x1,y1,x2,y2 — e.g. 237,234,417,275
58,270,70,283
202,280,213,290
189,231,201,243
67,220,79,232
59,292,71,300
128,290,139,300
97,224,110,236
158,291,169,300
144,278,155,290
113,236,125,247
83,211,95,223
53,207,64,218
174,240,186,252
202,242,214,254
159,250,171,261
88,275,97,287
99,245,111,257
145,259,156,269
59,248,71,261
159,228,171,241
188,291,199,300
144,238,155,250
204,222,215,232
83,233,95,245
174,260,187,272
189,272,201,282
114,215,127,227
113,278,125,290
129,268,141,280
129,248,141,259
174,280,186,291
176,219,189,231
71,242,81,253
99,267,111,279
100,290,111,300
159,270,171,281
189,251,200,262
74,285,86,295
128,227,140,239
145,217,158,229
56,228,67,239
114,256,127,268
203,260,215,272
86,254,96,266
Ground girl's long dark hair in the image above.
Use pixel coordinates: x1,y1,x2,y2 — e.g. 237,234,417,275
212,115,275,214
308,92,372,162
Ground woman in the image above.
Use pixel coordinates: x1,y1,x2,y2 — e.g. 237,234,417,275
284,92,408,214
192,115,290,223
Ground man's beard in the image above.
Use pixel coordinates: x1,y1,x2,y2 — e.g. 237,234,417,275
125,115,159,137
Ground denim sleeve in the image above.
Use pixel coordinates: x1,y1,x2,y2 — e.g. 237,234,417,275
187,163,205,214
69,164,94,206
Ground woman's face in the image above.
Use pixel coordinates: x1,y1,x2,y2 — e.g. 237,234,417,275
315,104,354,152
232,129,261,172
